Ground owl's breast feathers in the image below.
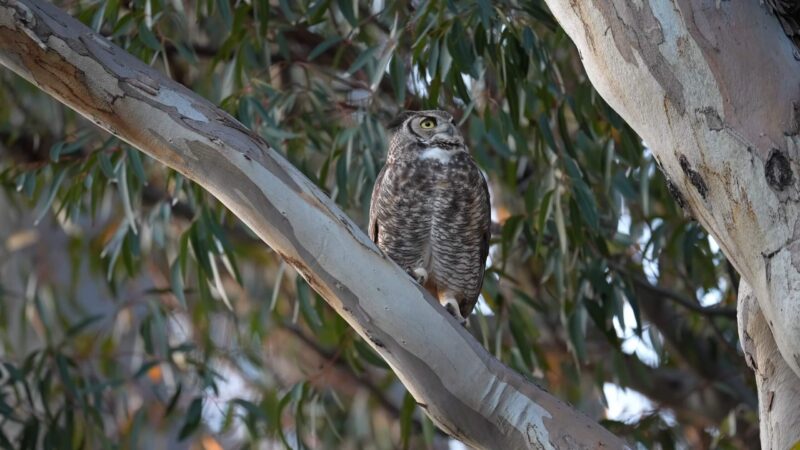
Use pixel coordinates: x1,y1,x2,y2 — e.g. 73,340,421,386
368,147,491,318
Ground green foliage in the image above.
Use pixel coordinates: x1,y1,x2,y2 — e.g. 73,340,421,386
0,0,754,448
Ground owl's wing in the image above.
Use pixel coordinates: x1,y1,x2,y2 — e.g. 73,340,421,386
368,164,389,244
461,171,492,318
479,176,491,269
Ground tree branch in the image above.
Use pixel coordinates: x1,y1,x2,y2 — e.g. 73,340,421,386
738,281,800,449
630,271,757,410
608,260,737,319
0,0,627,448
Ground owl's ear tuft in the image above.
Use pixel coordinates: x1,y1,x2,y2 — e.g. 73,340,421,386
386,111,416,132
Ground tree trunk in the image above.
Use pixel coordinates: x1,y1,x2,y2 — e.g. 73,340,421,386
0,0,627,448
738,281,800,450
544,0,800,447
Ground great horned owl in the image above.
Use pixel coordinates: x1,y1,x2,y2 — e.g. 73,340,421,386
368,110,491,324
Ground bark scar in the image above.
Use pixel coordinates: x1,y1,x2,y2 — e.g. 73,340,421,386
765,149,794,192
678,154,708,199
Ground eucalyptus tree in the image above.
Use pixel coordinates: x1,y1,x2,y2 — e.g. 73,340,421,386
0,0,756,449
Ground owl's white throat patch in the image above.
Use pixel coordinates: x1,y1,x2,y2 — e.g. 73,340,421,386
419,147,453,163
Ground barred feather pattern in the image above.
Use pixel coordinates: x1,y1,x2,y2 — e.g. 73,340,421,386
369,113,490,318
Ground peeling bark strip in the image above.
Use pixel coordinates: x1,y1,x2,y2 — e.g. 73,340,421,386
545,0,800,447
0,0,628,448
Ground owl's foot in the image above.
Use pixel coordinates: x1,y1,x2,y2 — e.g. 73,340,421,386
442,297,467,326
406,267,428,285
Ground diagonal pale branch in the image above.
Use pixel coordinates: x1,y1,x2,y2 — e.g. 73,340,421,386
0,0,627,448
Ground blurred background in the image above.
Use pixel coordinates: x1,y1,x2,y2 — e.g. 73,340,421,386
0,1,756,448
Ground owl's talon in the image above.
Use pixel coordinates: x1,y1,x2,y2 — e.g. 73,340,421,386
443,298,466,325
407,267,428,284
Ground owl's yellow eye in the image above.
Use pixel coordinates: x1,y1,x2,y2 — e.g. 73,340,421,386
420,118,436,129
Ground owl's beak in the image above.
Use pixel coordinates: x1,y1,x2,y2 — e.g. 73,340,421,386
428,124,463,146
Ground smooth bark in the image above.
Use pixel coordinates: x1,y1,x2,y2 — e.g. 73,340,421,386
544,0,800,446
738,281,800,450
0,0,627,448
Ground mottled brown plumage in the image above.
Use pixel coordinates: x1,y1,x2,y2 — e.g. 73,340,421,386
368,110,491,323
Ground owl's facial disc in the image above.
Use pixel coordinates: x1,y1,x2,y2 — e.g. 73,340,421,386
409,114,463,147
